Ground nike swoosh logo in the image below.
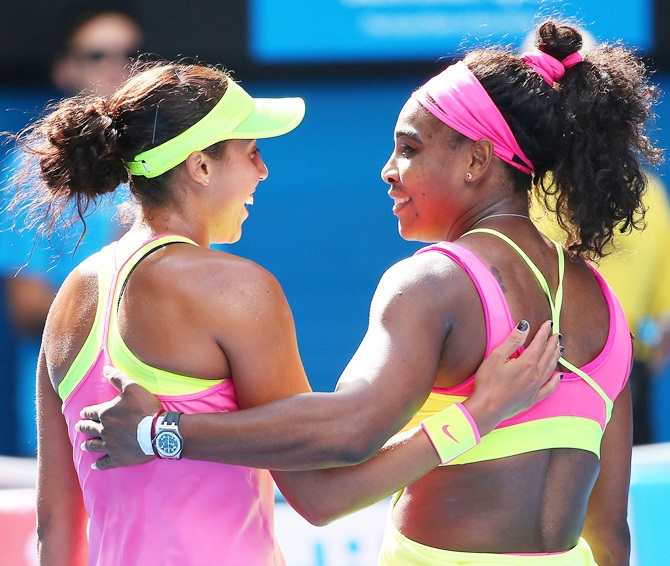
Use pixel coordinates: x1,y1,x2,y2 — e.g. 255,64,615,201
442,424,459,443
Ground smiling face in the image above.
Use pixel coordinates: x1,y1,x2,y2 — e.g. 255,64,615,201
205,139,268,244
380,99,476,243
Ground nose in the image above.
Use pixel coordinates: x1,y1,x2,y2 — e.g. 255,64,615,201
380,154,397,184
257,154,269,181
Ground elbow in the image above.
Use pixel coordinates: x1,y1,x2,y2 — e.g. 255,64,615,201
327,422,383,466
607,522,631,566
286,496,343,527
608,534,631,566
298,508,335,527
305,513,337,528
35,512,53,551
585,523,631,566
333,442,377,467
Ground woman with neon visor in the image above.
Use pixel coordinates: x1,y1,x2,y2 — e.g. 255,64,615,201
24,61,560,564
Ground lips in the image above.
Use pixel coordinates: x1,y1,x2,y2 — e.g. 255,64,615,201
392,196,411,213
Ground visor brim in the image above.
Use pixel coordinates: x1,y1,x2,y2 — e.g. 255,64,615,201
230,97,306,140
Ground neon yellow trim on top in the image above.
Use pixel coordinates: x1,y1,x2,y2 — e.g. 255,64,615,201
451,417,603,462
403,391,467,430
401,393,603,461
466,227,612,418
109,236,226,395
58,236,227,401
58,249,110,401
559,358,614,423
396,230,613,464
467,228,565,333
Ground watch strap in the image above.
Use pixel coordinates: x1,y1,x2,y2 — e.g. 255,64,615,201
163,411,181,427
150,410,166,458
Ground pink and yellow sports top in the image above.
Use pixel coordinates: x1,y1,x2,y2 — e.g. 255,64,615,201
403,229,632,463
59,235,285,566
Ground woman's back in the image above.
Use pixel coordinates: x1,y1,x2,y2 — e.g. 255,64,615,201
391,223,631,553
45,235,286,565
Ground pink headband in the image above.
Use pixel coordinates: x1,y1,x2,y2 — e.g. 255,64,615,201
411,61,534,175
520,50,583,85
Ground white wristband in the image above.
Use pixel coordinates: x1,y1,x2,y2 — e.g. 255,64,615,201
137,414,165,456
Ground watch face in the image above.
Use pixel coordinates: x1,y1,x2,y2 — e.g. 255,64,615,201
155,430,182,457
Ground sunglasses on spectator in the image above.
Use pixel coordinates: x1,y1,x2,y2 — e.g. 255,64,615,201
72,50,137,63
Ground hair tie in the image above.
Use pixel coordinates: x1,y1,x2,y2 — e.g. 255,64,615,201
521,50,583,85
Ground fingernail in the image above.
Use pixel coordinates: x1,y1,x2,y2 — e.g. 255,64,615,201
549,320,554,328
559,374,564,380
558,333,563,341
559,346,565,355
517,320,529,331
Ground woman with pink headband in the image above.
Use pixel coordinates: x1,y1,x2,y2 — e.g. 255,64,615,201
76,19,658,565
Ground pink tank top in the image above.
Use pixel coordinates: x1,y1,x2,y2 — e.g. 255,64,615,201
60,235,285,565
404,236,632,463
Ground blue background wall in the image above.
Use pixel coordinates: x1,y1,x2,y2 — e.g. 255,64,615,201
2,72,670,440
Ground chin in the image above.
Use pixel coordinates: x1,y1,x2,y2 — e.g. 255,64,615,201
226,233,243,244
398,224,435,244
213,229,242,245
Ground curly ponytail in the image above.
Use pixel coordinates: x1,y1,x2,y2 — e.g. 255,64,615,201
548,23,662,258
464,19,662,260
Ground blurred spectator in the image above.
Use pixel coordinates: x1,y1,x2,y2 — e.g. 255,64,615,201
0,1,143,456
51,1,143,97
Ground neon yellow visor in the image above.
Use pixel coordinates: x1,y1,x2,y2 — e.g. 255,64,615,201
126,80,306,178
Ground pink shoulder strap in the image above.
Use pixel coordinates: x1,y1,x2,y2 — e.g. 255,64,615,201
415,241,517,357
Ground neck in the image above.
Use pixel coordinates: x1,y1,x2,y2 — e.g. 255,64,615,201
471,212,531,229
130,208,209,248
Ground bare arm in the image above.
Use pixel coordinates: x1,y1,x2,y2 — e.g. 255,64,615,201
581,383,633,566
273,319,560,525
79,320,559,524
36,348,88,566
78,256,559,477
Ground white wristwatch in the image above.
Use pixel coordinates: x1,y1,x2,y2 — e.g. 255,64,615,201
152,411,183,459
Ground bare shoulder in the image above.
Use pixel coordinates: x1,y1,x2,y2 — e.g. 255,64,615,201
169,245,285,305
43,253,103,384
373,250,473,312
130,244,290,328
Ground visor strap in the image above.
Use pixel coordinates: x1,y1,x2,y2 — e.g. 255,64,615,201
126,80,254,179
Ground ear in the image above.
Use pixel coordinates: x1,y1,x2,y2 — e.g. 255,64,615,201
465,139,494,182
184,151,211,187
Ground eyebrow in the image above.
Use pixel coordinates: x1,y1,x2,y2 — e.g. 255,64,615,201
395,128,422,143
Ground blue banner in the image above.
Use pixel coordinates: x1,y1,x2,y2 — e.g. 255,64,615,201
250,0,653,63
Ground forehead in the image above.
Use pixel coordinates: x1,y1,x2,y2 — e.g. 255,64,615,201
70,14,142,51
395,98,448,141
